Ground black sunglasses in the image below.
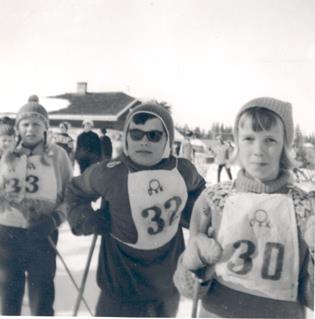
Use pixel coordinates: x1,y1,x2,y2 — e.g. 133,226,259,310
128,129,164,142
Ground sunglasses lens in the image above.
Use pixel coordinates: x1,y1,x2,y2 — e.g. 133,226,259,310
129,129,144,141
129,129,164,142
147,130,163,142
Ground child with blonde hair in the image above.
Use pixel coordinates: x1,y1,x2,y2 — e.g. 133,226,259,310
174,97,314,318
0,96,72,316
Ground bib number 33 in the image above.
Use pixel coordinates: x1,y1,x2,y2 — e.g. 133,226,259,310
227,240,284,281
4,175,39,194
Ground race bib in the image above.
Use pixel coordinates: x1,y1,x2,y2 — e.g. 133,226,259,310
1,155,27,202
215,192,299,301
3,155,57,203
125,167,188,250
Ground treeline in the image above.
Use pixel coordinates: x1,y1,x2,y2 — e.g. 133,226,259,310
176,122,315,147
176,122,234,140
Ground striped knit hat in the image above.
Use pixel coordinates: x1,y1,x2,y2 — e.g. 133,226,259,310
16,95,49,129
234,97,294,146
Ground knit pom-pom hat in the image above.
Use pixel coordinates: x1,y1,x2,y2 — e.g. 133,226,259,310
16,95,49,129
234,97,294,146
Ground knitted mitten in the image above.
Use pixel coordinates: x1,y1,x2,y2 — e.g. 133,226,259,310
173,254,212,299
182,233,222,271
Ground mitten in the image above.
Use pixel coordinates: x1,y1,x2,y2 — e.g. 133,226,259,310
27,212,61,240
173,253,212,299
80,209,110,236
182,230,222,272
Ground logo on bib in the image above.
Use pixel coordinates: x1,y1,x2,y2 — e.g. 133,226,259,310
249,209,271,228
107,161,121,168
148,178,163,196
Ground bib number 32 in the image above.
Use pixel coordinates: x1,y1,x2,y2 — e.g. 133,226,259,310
227,240,284,281
141,196,182,235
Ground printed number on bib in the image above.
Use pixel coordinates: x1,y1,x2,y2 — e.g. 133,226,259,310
4,175,39,194
141,196,182,235
228,240,284,281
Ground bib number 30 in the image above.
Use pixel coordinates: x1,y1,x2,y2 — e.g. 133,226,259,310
227,240,284,281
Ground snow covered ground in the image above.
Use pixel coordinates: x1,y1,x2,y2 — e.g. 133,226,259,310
20,161,314,317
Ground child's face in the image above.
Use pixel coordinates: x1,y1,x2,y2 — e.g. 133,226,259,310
238,116,284,182
127,117,167,166
0,135,15,153
18,118,46,147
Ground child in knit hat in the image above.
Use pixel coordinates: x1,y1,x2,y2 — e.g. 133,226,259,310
174,97,314,318
0,95,73,316
53,121,75,163
65,101,206,317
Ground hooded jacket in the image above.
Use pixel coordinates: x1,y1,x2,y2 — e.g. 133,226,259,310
66,102,206,300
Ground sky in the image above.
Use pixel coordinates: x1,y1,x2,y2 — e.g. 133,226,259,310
1,0,315,134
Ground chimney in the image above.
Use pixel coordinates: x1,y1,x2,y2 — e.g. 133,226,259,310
76,82,88,95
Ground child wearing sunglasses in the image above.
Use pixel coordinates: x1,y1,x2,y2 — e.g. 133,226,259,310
174,97,314,318
65,101,206,317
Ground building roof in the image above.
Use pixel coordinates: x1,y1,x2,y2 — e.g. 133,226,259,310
49,92,137,117
0,90,139,130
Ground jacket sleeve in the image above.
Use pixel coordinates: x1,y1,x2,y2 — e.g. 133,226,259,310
299,194,315,310
299,252,314,310
64,163,102,235
173,189,215,299
177,158,206,228
53,145,73,224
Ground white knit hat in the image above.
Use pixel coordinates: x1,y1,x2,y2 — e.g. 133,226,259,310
82,119,94,127
234,97,294,146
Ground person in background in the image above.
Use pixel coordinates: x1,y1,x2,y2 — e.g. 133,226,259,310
99,127,112,161
173,141,181,156
214,134,233,182
54,121,74,164
0,117,15,160
74,119,101,173
174,97,314,318
0,95,72,316
65,102,206,317
179,130,194,162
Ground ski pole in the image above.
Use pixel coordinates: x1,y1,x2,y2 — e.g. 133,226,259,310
191,279,201,318
47,236,93,316
191,266,207,318
73,233,98,316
